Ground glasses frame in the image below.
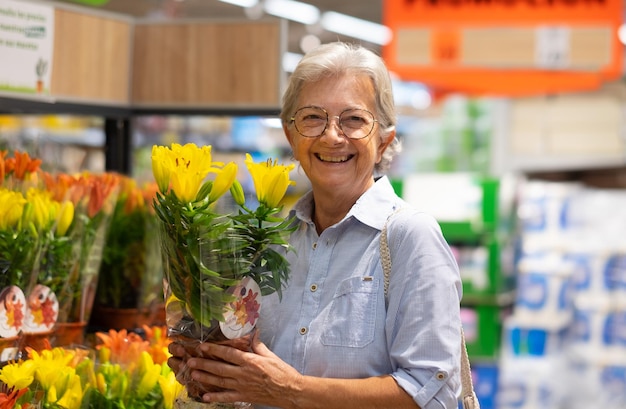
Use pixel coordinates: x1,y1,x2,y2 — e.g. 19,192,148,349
289,106,379,140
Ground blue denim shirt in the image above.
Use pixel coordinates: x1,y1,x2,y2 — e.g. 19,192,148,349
257,176,463,409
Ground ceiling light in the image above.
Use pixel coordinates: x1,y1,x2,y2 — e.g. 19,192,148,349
218,0,258,7
300,34,321,53
263,0,320,25
320,11,392,46
619,23,626,46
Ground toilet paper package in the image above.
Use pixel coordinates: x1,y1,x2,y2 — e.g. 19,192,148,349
514,252,574,327
565,296,626,362
497,356,563,409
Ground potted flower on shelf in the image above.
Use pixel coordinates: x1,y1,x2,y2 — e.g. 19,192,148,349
0,150,72,356
90,174,164,331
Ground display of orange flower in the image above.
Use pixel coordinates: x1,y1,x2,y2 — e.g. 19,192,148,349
95,328,149,366
4,150,42,181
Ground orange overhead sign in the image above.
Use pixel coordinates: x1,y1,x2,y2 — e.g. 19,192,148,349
382,0,623,96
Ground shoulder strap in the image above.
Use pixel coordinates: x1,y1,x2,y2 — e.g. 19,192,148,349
380,214,480,409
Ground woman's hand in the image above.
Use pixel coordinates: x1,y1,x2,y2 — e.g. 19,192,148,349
174,332,304,408
168,334,418,409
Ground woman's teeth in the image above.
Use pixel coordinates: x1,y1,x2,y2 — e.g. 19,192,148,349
317,154,349,163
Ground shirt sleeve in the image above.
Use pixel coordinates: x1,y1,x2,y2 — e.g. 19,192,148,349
384,209,463,409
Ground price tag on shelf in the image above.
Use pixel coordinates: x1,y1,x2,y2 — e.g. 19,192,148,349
535,26,570,70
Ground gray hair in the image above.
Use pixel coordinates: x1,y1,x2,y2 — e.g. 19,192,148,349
280,42,401,174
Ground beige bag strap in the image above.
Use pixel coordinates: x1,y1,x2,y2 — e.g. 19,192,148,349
380,213,480,409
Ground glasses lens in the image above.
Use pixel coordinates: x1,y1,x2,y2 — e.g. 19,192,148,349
339,109,375,139
293,107,327,138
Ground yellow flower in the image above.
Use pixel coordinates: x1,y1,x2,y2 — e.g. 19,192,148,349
245,153,295,208
158,369,184,409
152,143,219,203
29,347,76,389
0,359,36,390
151,145,172,194
96,372,107,394
136,351,161,399
55,372,83,409
56,200,74,236
23,188,66,233
0,188,26,230
43,367,82,409
209,162,237,203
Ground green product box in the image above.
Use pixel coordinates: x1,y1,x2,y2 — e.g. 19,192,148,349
461,304,512,360
451,238,516,300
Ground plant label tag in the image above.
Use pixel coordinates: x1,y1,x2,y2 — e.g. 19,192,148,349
220,277,262,339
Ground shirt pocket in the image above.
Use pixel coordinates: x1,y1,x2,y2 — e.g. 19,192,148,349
320,276,379,348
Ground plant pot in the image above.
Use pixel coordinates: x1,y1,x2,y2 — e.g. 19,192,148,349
90,304,166,331
22,330,54,352
53,321,87,347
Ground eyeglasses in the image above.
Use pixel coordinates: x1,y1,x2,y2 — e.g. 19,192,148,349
289,106,378,140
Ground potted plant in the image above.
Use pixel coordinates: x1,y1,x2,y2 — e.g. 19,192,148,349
152,143,296,407
91,175,164,331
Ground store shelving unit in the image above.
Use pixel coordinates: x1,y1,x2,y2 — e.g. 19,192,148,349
393,174,516,409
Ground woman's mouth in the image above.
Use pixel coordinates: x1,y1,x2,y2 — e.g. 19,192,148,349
316,154,352,163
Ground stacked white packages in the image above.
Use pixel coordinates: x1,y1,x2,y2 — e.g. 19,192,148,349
498,180,626,409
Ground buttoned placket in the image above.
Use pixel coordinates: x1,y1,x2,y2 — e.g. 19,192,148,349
292,225,337,372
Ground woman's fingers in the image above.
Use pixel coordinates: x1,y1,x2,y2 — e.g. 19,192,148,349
197,342,246,365
168,341,186,357
167,356,183,372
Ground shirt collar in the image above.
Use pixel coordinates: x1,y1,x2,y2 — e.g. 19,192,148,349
290,176,403,231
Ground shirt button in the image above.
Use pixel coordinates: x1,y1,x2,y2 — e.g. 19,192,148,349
299,327,308,335
436,371,447,380
312,242,317,249
310,284,318,292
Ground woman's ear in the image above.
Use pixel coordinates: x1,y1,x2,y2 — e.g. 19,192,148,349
376,129,396,163
284,124,297,160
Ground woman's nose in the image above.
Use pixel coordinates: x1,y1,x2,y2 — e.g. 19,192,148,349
321,116,346,140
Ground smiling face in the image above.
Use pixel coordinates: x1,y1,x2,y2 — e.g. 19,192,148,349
285,73,395,200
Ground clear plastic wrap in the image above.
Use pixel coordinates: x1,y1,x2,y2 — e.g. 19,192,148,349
152,144,296,409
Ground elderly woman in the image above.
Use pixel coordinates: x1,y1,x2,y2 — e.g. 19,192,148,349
168,41,463,409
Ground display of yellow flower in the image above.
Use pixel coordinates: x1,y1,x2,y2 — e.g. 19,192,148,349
0,328,176,408
152,143,219,203
245,153,295,208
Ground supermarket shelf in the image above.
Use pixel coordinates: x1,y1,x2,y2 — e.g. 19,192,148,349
0,94,280,117
461,290,516,307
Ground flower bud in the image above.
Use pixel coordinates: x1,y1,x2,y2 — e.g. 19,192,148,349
230,180,246,206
